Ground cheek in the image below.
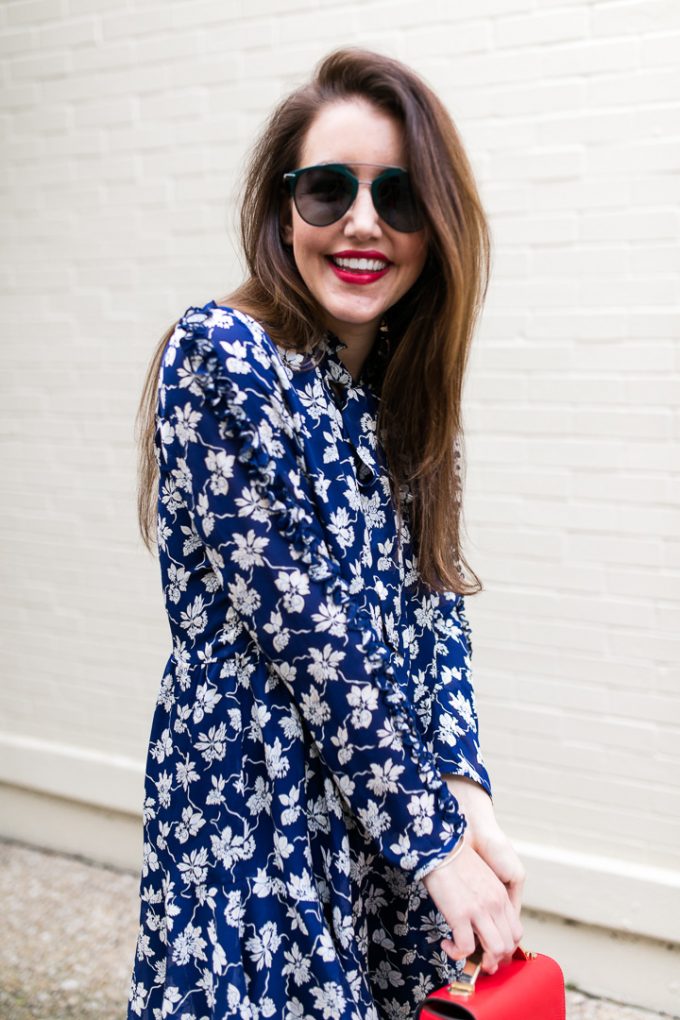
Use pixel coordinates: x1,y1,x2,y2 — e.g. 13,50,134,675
291,218,329,266
402,237,429,280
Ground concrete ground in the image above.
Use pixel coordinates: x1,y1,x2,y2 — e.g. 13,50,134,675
0,839,674,1020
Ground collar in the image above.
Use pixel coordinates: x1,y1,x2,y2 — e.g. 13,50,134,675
320,322,392,408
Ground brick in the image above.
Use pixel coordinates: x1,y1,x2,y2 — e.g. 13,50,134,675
73,95,135,128
622,441,679,472
0,81,40,108
581,208,679,242
8,49,71,79
168,0,246,29
526,311,623,341
467,428,528,460
607,566,680,602
567,532,664,567
444,49,544,89
1,27,38,53
70,40,134,73
571,343,674,373
588,140,680,176
489,145,583,182
37,14,97,47
468,372,529,402
590,0,680,36
538,37,639,77
591,407,665,441
640,31,680,66
525,374,627,410
64,0,121,13
402,21,492,61
481,466,571,500
573,471,671,504
631,102,680,140
201,17,275,52
437,0,534,17
536,108,635,147
5,0,64,28
588,67,680,106
495,8,589,49
101,8,167,40
471,403,575,436
468,77,588,118
44,61,169,100
526,498,679,539
580,274,677,308
493,212,579,244
130,30,202,65
630,244,680,276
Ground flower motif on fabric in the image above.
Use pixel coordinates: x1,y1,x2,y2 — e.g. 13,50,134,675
128,301,491,1020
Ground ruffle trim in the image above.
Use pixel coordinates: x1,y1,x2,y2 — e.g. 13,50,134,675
455,595,474,662
174,304,467,877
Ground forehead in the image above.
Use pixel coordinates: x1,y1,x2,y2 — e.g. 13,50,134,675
299,97,406,168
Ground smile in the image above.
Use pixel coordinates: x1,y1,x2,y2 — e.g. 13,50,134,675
326,255,391,285
330,256,389,271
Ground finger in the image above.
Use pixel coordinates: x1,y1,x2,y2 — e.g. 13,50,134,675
440,937,456,962
471,914,508,973
505,870,525,917
443,919,476,962
487,903,518,965
504,894,524,945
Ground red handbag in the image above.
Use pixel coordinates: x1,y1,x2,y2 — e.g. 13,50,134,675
414,945,566,1020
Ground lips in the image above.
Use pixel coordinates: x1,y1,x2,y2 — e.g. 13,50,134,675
326,249,392,285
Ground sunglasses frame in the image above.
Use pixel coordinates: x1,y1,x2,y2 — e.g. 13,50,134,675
282,161,424,233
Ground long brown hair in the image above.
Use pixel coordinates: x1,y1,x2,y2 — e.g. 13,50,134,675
137,47,491,595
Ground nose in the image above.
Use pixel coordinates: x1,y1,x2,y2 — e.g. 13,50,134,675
343,181,382,238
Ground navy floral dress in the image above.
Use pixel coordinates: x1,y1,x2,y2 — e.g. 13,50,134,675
128,301,492,1020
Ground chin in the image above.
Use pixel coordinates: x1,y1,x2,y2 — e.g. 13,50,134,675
325,299,386,324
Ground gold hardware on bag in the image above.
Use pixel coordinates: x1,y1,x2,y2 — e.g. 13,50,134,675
446,946,535,996
447,947,483,995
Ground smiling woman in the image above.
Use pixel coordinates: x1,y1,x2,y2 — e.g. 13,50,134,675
279,101,429,380
130,47,525,1020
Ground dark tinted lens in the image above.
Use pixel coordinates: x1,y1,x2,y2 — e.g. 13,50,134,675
294,168,354,226
374,171,423,232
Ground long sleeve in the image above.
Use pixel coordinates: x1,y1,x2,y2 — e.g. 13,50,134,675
428,591,493,800
157,304,468,882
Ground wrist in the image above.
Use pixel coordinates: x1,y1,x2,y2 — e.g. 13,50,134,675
421,831,466,883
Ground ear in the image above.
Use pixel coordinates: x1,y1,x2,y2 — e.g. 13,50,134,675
280,195,294,247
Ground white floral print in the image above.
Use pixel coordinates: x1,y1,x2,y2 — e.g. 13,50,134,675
128,301,491,1020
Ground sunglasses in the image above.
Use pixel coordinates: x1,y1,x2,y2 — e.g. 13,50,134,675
282,162,424,233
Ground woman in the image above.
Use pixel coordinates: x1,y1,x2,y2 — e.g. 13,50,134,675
130,47,525,1020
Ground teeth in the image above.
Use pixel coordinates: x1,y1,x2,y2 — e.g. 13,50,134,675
331,256,388,272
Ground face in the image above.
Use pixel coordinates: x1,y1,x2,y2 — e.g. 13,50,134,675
281,98,429,346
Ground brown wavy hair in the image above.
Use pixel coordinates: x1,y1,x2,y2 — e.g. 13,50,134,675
137,47,491,595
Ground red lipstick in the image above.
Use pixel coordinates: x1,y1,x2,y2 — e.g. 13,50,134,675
326,249,392,286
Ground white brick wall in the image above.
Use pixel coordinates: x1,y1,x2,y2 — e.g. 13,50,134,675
1,0,679,999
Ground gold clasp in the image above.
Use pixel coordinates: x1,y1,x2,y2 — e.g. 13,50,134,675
447,947,483,995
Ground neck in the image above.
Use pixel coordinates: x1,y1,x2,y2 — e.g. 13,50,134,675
326,319,379,384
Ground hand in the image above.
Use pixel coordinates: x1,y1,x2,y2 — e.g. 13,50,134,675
421,838,524,975
442,775,526,918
